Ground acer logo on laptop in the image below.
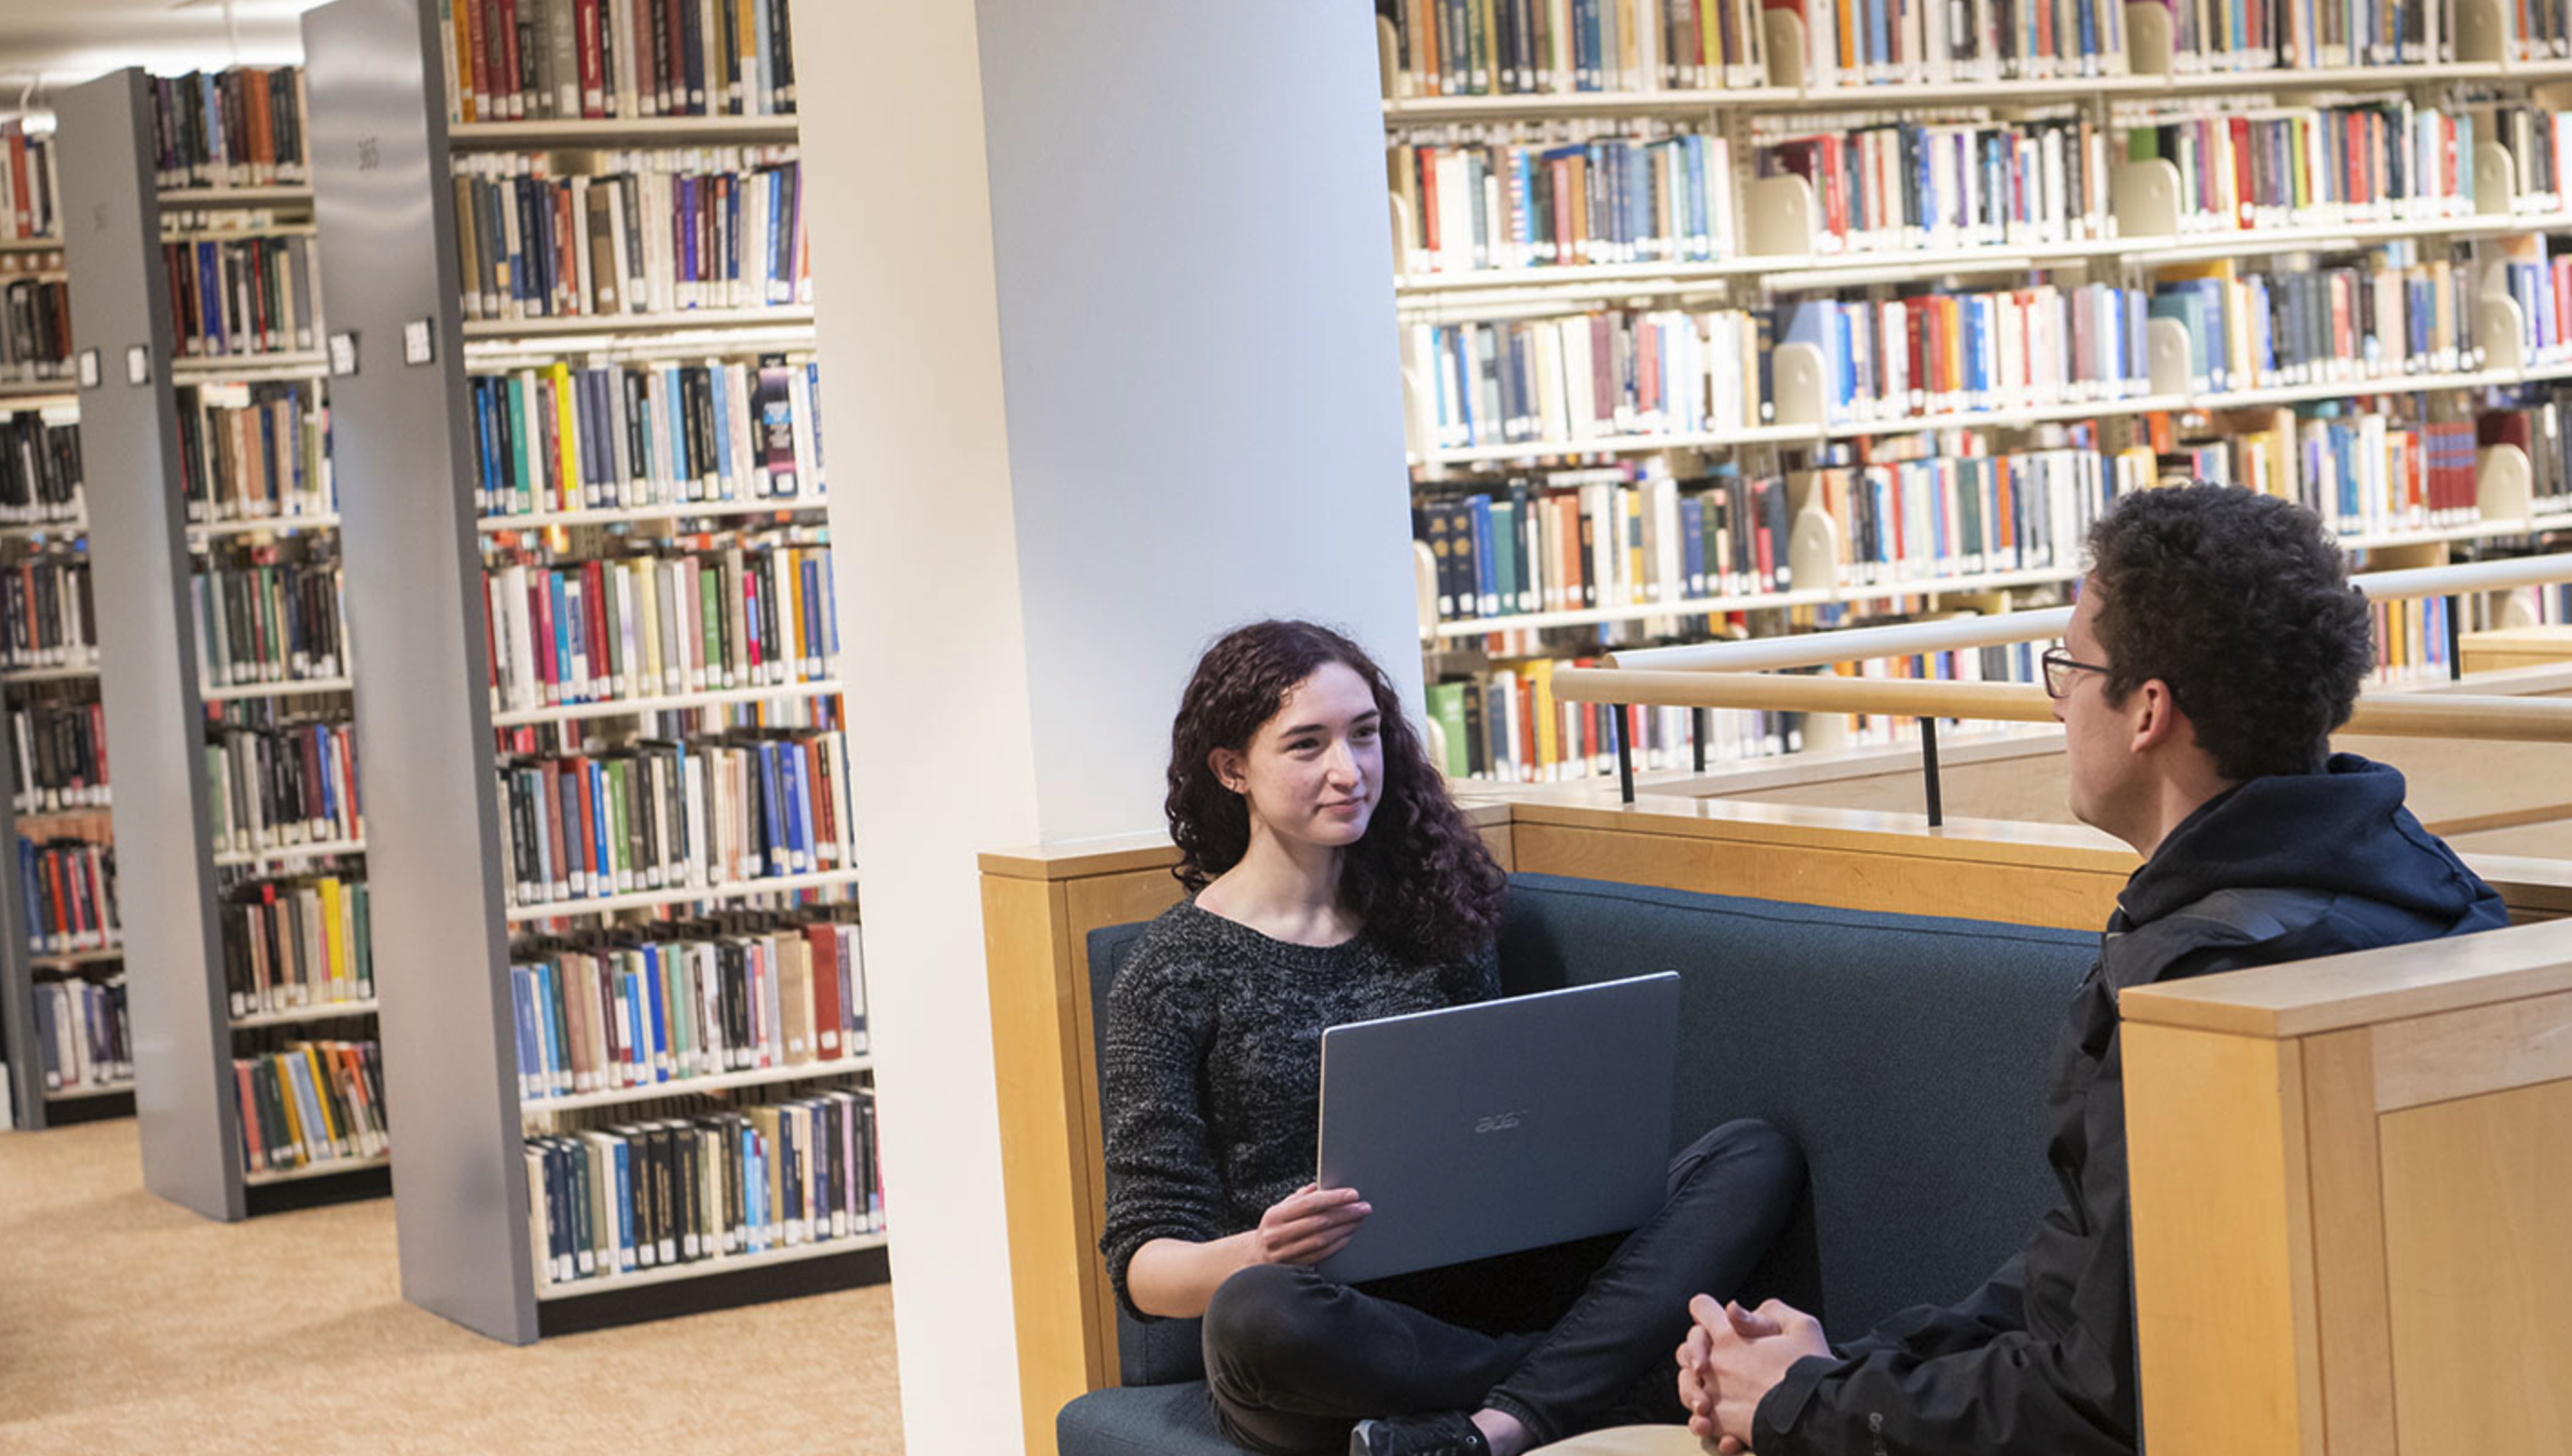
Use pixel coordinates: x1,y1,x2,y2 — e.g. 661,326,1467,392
1473,1111,1526,1133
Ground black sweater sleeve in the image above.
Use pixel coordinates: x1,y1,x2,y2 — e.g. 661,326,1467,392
1097,940,1223,1323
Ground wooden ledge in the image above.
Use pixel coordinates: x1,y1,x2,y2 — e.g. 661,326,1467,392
2120,916,2572,1039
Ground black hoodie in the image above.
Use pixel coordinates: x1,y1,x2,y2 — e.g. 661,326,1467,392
1755,754,2508,1455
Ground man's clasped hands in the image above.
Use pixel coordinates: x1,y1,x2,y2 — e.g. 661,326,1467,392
1674,1294,1834,1453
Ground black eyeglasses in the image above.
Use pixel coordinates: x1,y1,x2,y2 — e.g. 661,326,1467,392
2041,646,2109,699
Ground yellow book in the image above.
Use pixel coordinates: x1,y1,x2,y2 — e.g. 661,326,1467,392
317,877,346,995
272,1055,306,1159
302,1045,344,1147
453,1,477,122
548,362,581,511
1523,657,1562,776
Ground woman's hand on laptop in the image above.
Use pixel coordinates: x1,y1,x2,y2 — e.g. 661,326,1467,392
1254,1182,1372,1267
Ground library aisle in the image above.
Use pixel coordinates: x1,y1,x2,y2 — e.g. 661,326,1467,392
0,1120,904,1453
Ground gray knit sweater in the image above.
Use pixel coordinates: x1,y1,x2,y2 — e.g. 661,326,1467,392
1099,898,1498,1321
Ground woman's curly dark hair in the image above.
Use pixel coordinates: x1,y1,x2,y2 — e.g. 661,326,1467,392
1165,620,1507,965
2085,484,2372,781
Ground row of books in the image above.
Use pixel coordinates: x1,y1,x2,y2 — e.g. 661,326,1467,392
177,382,336,524
483,542,839,712
1776,283,2156,423
32,976,129,1092
1421,442,2145,622
1394,128,1739,273
0,409,82,525
509,917,868,1101
1416,306,1761,450
1754,112,2113,253
468,355,823,519
2166,406,2495,537
189,559,349,687
2150,257,2478,394
234,1040,388,1176
21,836,118,954
1431,644,2047,782
496,728,856,911
10,700,110,813
207,719,364,858
450,148,808,321
439,0,803,124
2,277,70,383
1380,0,2467,95
2496,380,2572,512
223,877,375,1020
2372,593,2458,681
1,121,60,244
2127,102,2482,235
0,555,97,672
527,1088,883,1290
150,67,308,190
163,234,326,360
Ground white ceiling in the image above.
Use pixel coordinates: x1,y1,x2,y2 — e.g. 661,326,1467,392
0,0,325,123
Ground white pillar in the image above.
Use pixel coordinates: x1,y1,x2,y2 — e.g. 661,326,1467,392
791,3,1414,1450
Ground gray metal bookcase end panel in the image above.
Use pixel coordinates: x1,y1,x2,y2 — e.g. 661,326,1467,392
54,69,240,1218
306,0,535,1342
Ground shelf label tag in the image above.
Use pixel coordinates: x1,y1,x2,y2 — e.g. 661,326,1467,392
329,333,360,378
125,346,151,387
403,320,435,366
77,349,100,390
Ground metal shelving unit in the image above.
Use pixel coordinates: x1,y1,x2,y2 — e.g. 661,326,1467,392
302,0,880,1343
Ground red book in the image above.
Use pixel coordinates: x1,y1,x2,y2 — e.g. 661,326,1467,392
805,924,843,1058
582,559,612,694
2231,117,2254,228
496,0,523,119
575,0,606,118
569,760,599,893
5,130,31,237
531,569,559,702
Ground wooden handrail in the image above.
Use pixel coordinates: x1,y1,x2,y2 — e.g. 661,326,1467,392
1551,670,2572,741
1607,550,2572,673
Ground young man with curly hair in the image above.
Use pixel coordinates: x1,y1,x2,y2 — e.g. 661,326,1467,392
1663,483,2509,1456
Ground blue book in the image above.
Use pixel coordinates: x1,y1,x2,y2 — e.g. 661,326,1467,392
1679,495,1706,598
758,743,789,877
196,242,224,354
539,960,570,1093
1466,494,1498,616
707,364,735,498
776,741,810,873
587,761,612,895
804,361,824,470
509,966,541,1097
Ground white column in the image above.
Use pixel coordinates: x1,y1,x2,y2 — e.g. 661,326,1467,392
793,1,1414,1450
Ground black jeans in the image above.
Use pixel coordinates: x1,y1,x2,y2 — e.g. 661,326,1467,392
1200,1119,1802,1454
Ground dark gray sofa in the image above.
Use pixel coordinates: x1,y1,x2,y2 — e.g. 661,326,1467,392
1057,871,2099,1456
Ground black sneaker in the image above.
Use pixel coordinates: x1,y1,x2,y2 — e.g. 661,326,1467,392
1349,1412,1492,1456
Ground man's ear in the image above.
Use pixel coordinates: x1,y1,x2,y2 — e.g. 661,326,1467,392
2129,679,2185,754
1208,747,1247,795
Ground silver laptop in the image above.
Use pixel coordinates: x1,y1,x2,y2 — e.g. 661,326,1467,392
1313,972,1681,1284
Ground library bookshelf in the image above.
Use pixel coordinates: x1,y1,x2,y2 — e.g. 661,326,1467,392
1388,0,2572,787
54,67,386,1213
0,127,127,1130
301,0,881,1343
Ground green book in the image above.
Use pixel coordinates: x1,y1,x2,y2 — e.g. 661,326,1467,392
1426,681,1472,779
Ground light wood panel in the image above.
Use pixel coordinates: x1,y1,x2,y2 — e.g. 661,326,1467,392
1512,821,2123,929
2121,917,2572,1039
2462,626,2572,676
2381,1077,2572,1456
2126,1022,2321,1456
981,873,1092,1456
2371,988,2572,1111
2302,1030,2397,1456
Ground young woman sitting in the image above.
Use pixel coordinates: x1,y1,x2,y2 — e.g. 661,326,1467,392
1101,619,1802,1456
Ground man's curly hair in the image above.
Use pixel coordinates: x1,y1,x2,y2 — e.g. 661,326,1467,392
2084,484,2373,782
1164,620,1507,965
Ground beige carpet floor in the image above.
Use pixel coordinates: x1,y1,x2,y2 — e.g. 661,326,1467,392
1,1119,904,1454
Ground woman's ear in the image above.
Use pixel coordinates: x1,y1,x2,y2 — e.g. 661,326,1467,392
1208,746,1247,795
